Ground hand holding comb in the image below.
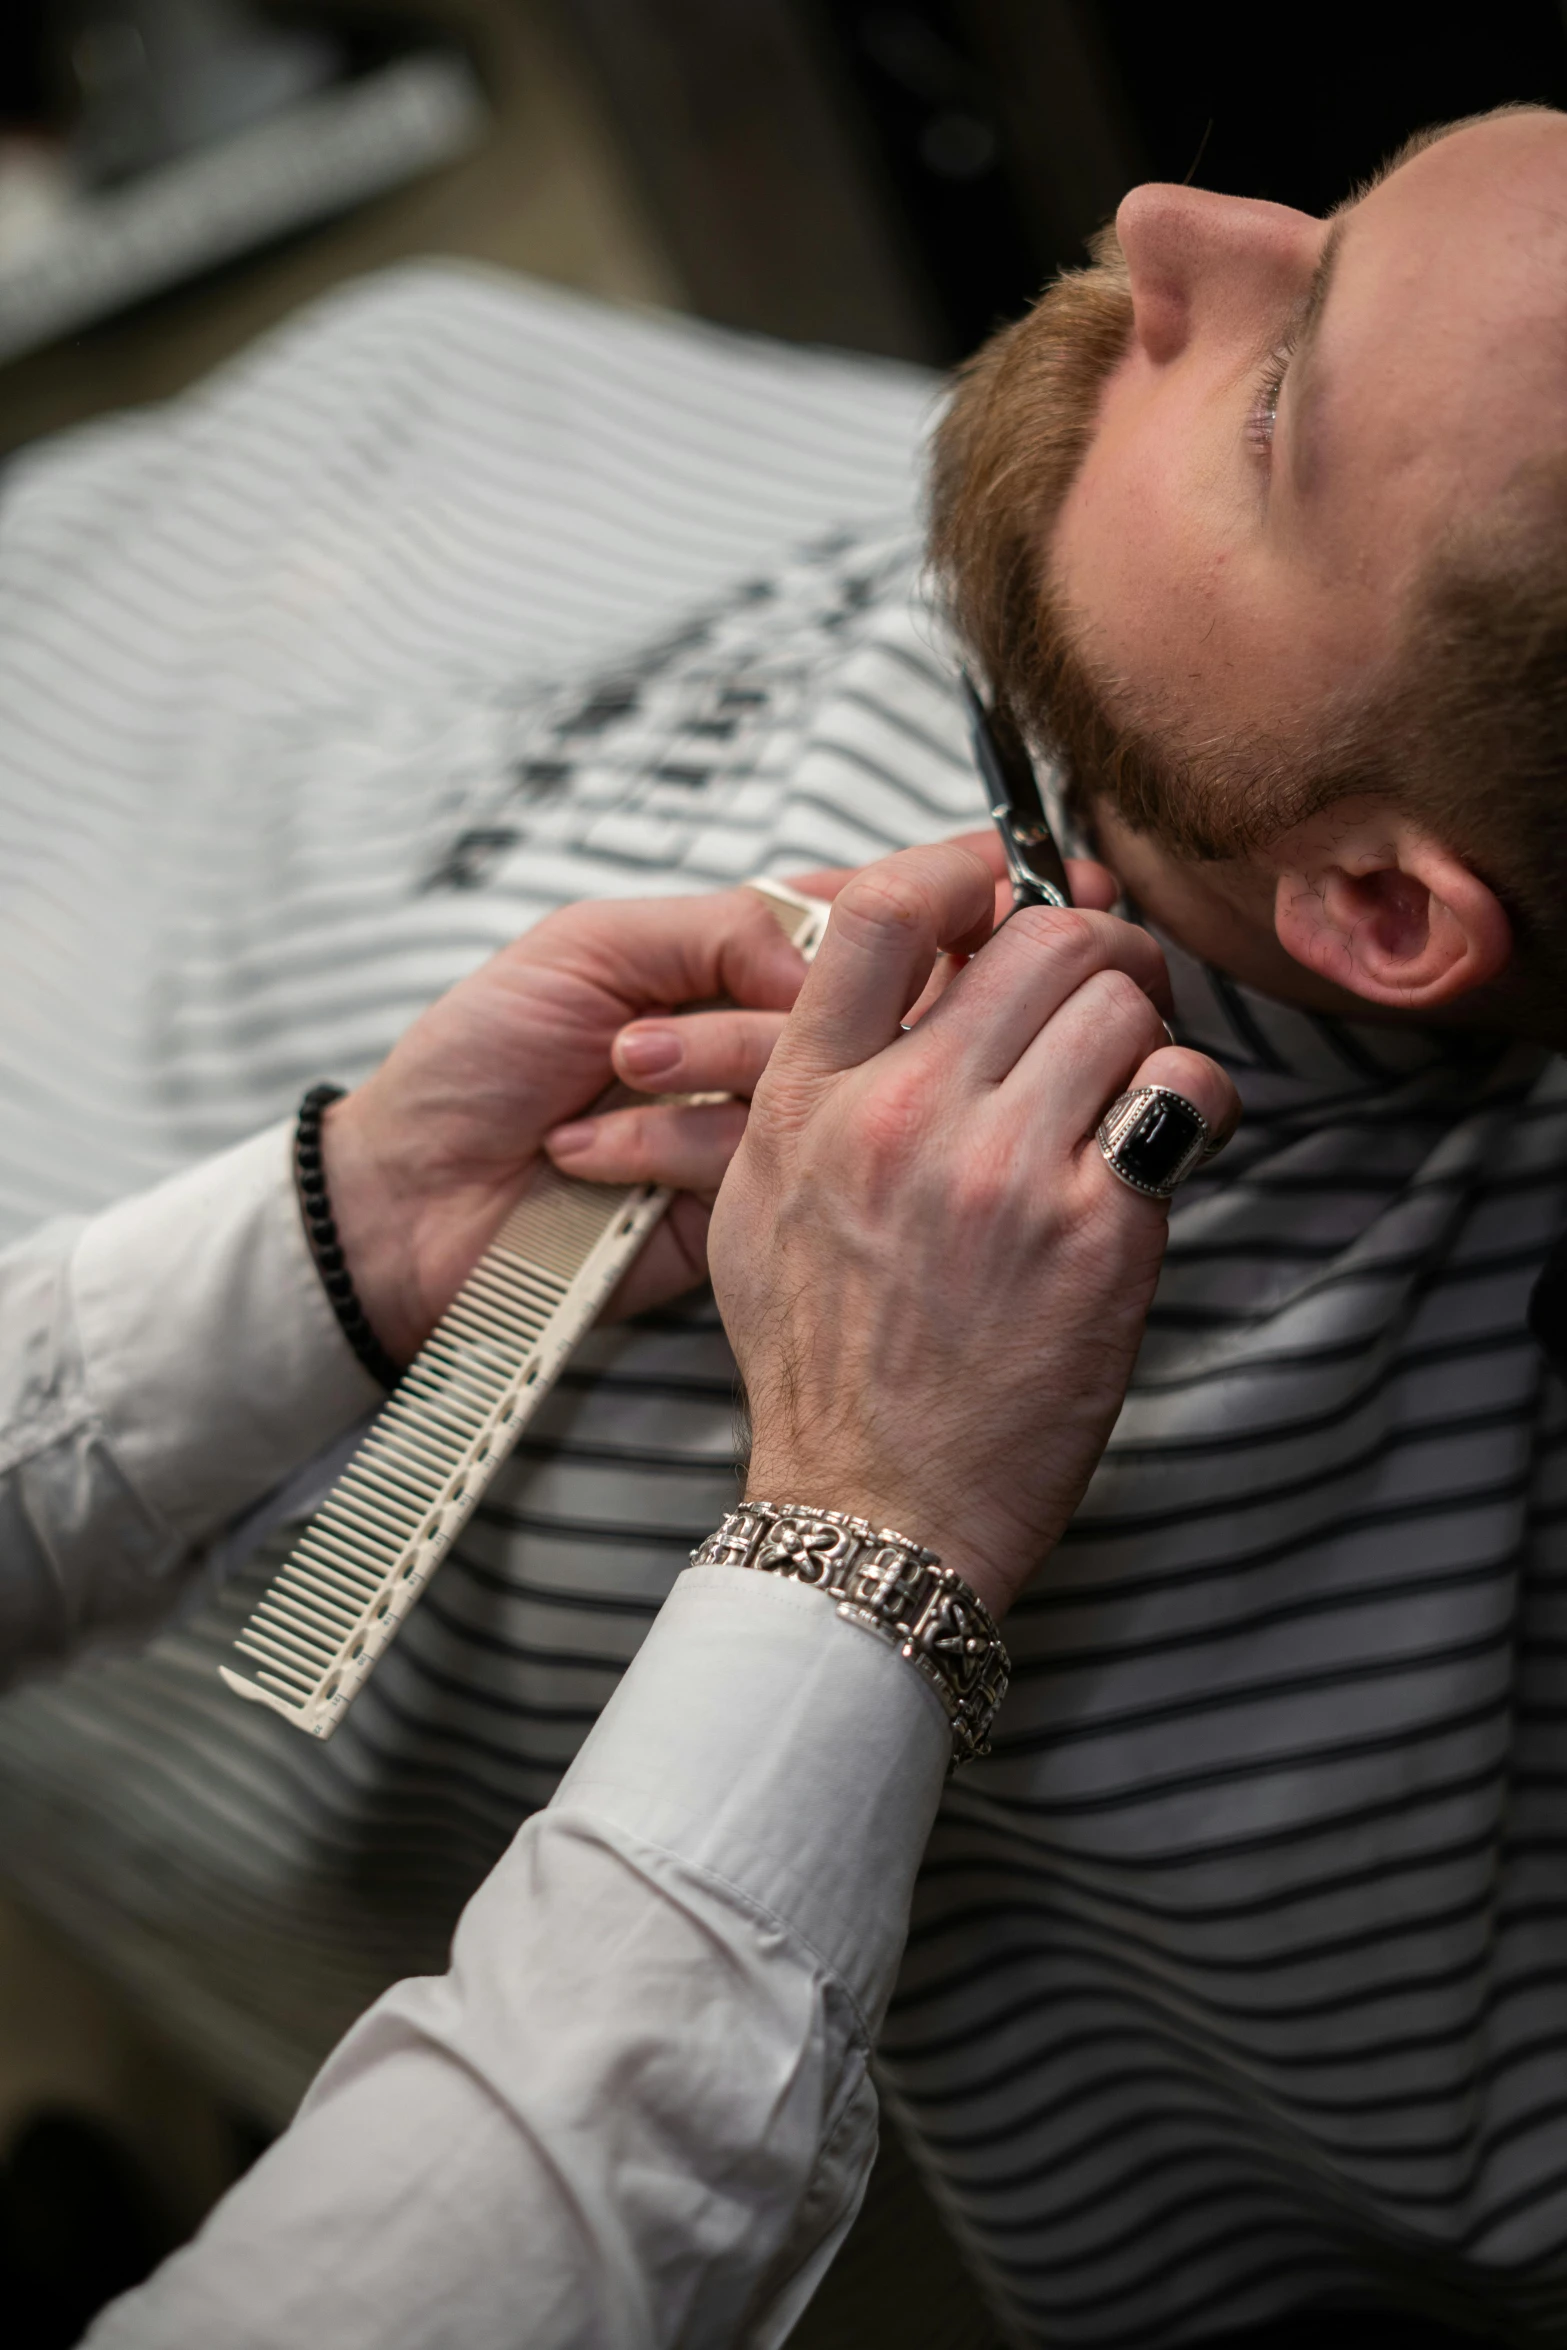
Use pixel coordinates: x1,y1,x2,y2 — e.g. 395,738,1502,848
221,877,831,1740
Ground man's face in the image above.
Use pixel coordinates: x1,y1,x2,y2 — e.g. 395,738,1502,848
1052,108,1567,805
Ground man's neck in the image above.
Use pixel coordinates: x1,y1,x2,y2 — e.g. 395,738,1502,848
1090,801,1563,1050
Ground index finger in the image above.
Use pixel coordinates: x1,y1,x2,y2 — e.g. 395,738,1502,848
520,885,811,1016
785,829,1003,903
773,842,997,1076
788,832,1122,915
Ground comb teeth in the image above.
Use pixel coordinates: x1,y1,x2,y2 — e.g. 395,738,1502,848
221,877,832,1741
221,1163,669,1738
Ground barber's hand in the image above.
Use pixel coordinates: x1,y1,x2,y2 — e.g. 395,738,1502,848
325,837,1121,1366
706,842,1240,1623
322,890,813,1363
540,832,1119,1255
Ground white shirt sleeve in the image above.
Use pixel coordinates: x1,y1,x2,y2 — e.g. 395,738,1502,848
0,1121,378,1677
85,1562,952,2350
4,1124,953,2343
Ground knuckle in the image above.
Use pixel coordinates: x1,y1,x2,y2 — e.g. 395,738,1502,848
1046,907,1102,962
1009,905,1099,966
854,1071,929,1164
1093,965,1162,1033
610,1113,656,1179
1006,905,1168,1006
833,865,931,938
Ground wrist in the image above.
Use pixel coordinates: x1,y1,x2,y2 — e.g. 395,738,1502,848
317,1089,426,1367
321,1086,540,1367
694,1499,1010,1768
741,1456,1021,1623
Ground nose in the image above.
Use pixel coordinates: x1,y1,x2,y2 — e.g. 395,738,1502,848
1115,183,1320,365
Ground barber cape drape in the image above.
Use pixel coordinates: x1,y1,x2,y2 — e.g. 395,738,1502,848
1,266,1565,2347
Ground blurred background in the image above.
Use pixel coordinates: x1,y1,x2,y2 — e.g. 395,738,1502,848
3,0,1567,455
6,0,1567,2339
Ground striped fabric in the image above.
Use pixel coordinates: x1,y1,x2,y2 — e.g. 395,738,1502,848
1,264,1565,2348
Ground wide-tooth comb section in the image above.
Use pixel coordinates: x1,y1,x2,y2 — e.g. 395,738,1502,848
220,878,830,1740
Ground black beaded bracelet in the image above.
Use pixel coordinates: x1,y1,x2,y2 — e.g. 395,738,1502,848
294,1084,403,1392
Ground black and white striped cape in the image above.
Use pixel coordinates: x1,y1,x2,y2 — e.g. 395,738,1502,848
2,265,1566,2348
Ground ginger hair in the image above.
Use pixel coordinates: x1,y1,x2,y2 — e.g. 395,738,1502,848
928,116,1567,982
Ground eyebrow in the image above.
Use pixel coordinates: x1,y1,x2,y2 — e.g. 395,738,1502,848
1286,215,1349,489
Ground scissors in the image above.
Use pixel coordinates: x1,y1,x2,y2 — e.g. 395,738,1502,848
960,670,1073,913
959,672,1199,1105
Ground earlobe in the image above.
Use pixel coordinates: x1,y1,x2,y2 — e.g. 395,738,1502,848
1272,815,1513,1013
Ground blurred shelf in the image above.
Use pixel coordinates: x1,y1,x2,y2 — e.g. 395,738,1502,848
0,49,485,367
0,0,683,458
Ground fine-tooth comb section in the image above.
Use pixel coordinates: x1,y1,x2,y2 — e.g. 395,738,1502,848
221,876,831,1739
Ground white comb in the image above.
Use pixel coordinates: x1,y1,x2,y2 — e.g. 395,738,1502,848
220,877,831,1739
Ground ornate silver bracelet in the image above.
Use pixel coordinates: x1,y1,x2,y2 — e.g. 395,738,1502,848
690,1501,1010,1768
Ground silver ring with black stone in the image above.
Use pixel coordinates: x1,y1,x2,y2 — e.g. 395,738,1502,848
1096,1085,1211,1200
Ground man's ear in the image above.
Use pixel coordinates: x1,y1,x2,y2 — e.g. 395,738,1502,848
1271,805,1513,1012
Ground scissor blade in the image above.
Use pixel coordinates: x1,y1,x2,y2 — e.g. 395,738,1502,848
960,672,1072,911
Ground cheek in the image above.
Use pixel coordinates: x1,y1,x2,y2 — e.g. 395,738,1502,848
1051,354,1249,693
1054,429,1228,719
1052,376,1320,738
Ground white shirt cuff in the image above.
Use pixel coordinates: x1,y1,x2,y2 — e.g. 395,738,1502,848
69,1122,381,1546
554,1561,951,2028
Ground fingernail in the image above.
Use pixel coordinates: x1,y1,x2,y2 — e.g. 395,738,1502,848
546,1120,595,1156
617,1025,682,1077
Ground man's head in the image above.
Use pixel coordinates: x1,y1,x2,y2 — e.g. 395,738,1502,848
932,107,1567,1031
